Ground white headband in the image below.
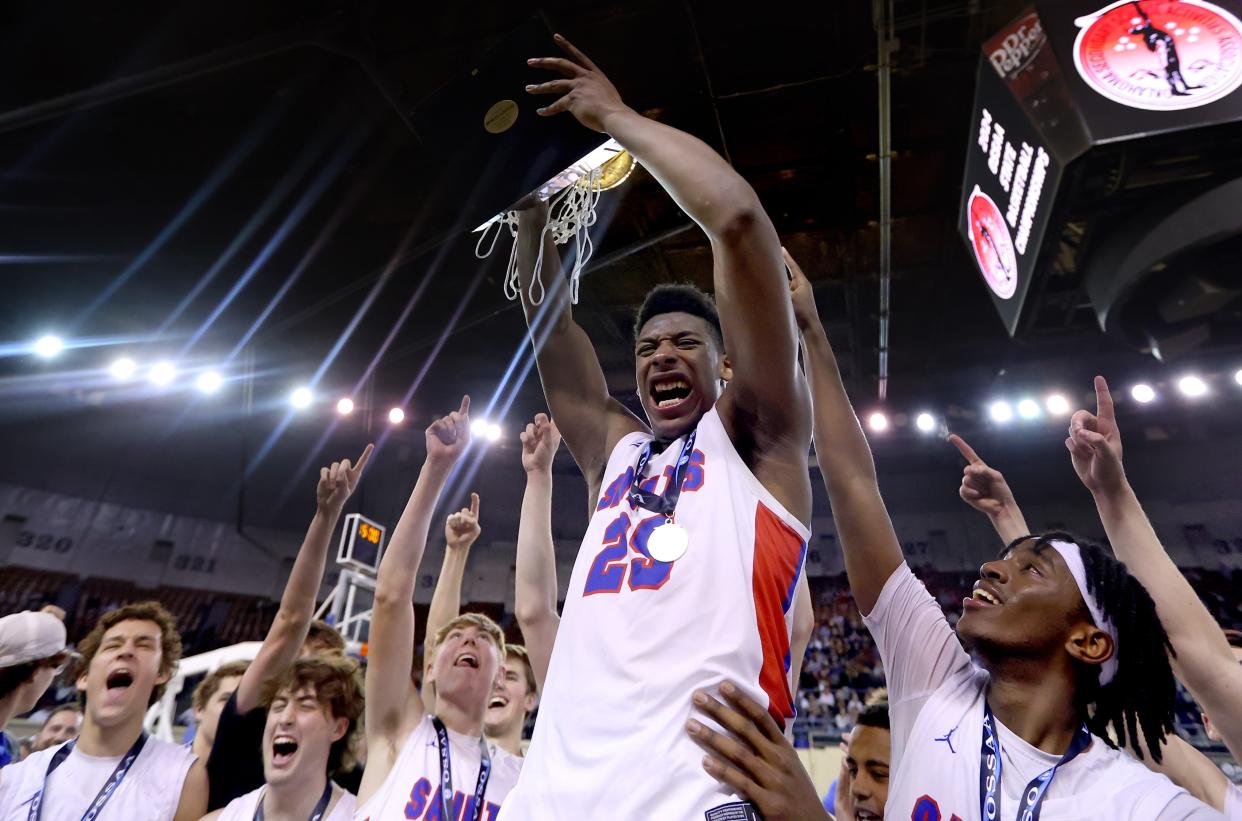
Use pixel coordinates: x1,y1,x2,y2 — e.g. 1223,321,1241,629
1048,540,1119,686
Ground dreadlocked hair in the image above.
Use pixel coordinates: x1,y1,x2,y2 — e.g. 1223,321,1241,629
1006,531,1177,763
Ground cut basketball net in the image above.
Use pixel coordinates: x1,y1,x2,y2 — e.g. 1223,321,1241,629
476,141,634,306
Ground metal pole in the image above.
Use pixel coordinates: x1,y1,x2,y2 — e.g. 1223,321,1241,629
875,0,896,401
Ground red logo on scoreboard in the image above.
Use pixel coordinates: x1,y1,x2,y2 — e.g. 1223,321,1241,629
967,187,1018,300
1073,0,1242,111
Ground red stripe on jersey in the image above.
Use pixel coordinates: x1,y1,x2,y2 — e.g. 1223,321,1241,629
751,502,806,729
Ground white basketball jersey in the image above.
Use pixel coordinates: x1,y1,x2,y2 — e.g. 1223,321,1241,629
499,405,810,821
355,715,522,821
0,736,195,821
217,784,354,821
864,563,1216,821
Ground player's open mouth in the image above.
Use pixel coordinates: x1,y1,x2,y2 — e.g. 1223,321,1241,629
105,669,134,690
487,695,509,710
272,735,299,767
649,375,694,412
855,810,882,821
454,652,479,669
964,581,1003,610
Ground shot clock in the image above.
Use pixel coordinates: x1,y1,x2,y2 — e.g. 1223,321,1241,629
337,513,387,573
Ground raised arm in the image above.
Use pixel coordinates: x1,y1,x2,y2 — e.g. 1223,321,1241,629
514,201,644,497
786,251,901,615
420,492,482,709
1067,376,1242,761
947,434,1031,545
235,444,372,713
528,36,810,496
513,413,562,689
362,397,470,796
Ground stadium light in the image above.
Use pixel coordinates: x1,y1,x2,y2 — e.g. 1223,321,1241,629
470,419,488,437
388,407,405,425
195,371,223,395
1177,375,1208,398
867,412,889,433
33,335,63,359
989,401,1014,423
1235,368,1242,387
1045,393,1070,416
109,357,137,380
1131,383,1156,404
1017,398,1041,420
336,397,354,416
290,386,313,409
486,423,502,442
148,361,177,386
915,412,936,433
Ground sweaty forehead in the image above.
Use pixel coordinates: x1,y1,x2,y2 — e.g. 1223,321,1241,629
635,312,716,344
1001,540,1067,574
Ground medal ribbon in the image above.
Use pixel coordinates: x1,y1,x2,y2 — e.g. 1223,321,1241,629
979,702,1091,821
627,430,697,518
29,732,147,821
432,717,491,821
252,780,333,821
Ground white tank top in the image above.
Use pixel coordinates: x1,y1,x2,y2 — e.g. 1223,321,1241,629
0,736,195,821
216,784,355,821
499,405,810,821
355,715,522,821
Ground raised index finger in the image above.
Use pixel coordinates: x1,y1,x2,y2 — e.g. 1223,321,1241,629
351,443,374,476
469,492,480,518
553,33,600,71
458,395,471,417
1094,375,1115,423
948,433,982,465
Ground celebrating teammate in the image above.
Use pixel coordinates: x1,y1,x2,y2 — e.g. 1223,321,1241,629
29,705,81,755
501,33,813,818
421,482,542,758
785,251,1219,819
356,397,523,819
0,602,207,821
190,661,248,763
950,376,1242,816
512,412,561,692
204,655,363,821
0,610,67,768
206,446,370,809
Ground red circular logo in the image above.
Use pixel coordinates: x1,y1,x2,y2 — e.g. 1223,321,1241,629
1074,0,1242,110
967,187,1018,300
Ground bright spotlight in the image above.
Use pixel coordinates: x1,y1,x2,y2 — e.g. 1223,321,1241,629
1045,394,1070,416
1131,383,1156,404
33,335,63,359
1017,398,1041,419
1177,375,1208,398
148,361,177,386
485,423,502,442
915,412,936,432
109,357,137,380
388,407,405,425
867,412,889,433
290,387,313,409
196,371,223,394
470,419,488,437
336,397,354,416
1235,368,1242,387
989,401,1014,423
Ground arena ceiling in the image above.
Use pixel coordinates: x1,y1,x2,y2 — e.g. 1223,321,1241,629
3,0,1241,529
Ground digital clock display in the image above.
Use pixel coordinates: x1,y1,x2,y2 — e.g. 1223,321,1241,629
358,523,382,544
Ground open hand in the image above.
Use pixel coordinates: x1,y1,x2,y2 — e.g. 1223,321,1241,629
784,248,820,332
520,413,561,475
445,492,481,550
686,681,830,821
1066,376,1126,496
316,444,374,514
527,34,631,133
426,396,471,465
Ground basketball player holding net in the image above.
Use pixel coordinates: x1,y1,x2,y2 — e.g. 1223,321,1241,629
498,34,813,820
